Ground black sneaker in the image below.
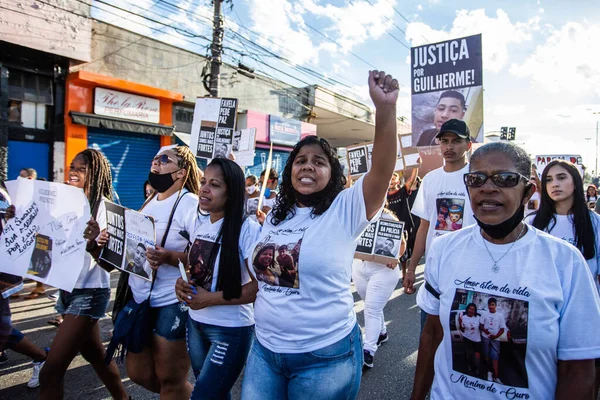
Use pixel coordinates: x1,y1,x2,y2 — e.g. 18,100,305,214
363,350,374,368
377,332,389,347
0,351,8,364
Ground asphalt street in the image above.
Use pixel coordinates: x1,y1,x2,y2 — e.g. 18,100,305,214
0,265,427,400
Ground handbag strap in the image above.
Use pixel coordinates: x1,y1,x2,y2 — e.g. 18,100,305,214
148,190,191,295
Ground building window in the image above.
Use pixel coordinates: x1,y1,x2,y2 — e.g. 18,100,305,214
173,104,194,134
6,69,53,130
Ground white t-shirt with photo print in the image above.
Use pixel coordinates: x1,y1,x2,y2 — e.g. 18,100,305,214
480,311,507,339
411,164,474,256
249,175,381,354
129,191,199,307
460,314,482,343
526,211,600,293
417,224,600,400
187,215,260,328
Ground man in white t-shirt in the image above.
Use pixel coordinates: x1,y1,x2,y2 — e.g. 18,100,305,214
480,298,507,384
404,119,475,328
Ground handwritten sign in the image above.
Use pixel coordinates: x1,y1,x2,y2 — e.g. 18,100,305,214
100,201,155,281
232,128,257,166
94,88,160,123
190,97,239,160
0,178,90,291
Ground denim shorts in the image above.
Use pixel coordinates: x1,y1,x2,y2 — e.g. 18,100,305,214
151,302,189,341
55,288,110,319
481,337,500,360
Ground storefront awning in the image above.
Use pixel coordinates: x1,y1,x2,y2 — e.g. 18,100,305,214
70,112,174,136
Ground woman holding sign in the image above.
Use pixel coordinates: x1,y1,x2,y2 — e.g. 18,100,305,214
174,157,260,399
352,208,406,369
125,145,201,399
36,149,129,400
241,70,399,399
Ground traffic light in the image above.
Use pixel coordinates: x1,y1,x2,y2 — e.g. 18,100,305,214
508,127,516,141
500,127,508,140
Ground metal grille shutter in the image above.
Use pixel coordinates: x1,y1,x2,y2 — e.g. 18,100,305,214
245,148,290,181
88,128,160,210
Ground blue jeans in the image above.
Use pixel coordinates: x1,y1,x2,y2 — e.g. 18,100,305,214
186,319,254,400
241,322,362,400
152,302,189,341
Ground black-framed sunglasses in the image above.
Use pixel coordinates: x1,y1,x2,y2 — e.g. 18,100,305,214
463,172,529,188
152,154,177,165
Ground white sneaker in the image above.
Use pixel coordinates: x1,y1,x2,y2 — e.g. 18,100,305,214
27,360,44,388
487,372,493,381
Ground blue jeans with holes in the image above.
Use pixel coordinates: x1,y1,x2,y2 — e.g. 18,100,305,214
241,322,363,400
186,318,254,400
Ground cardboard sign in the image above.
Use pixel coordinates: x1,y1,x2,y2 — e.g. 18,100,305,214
190,97,239,160
232,128,257,167
100,201,155,281
0,178,90,292
535,154,583,178
355,219,405,263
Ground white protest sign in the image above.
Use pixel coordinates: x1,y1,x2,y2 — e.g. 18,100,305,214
232,128,257,167
0,178,91,291
190,97,239,160
535,154,583,178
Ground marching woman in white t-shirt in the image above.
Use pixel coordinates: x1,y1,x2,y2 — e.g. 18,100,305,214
352,209,406,369
241,70,399,399
38,149,129,399
412,142,600,400
125,146,201,399
174,158,260,399
529,159,600,396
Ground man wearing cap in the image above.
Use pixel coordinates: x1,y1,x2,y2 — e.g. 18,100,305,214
416,91,468,147
403,119,476,330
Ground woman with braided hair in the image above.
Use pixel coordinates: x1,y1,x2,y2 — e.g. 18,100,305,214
124,145,200,399
37,149,130,399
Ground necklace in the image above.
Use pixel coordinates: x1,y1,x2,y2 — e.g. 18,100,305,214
481,223,527,273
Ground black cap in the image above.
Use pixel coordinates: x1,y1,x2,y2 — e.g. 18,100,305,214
436,119,470,140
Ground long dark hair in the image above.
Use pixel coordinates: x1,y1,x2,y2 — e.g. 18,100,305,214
532,160,596,260
271,136,346,225
200,158,246,300
77,149,113,214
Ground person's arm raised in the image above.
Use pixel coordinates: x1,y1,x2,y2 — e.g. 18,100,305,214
363,70,399,220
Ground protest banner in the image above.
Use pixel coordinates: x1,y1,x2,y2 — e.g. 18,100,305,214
100,201,155,281
355,219,405,263
535,154,583,178
347,136,409,179
411,34,483,146
0,178,90,292
232,128,257,167
190,97,238,160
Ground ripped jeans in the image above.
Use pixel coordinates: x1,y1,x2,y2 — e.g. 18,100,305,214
186,319,254,400
55,288,110,319
152,302,189,341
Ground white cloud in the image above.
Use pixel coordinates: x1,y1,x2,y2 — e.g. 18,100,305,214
510,22,600,96
405,9,540,73
417,4,423,11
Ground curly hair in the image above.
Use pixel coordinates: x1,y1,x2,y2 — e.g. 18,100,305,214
76,149,113,214
270,136,346,225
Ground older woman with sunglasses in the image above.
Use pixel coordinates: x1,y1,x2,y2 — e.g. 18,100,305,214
410,142,600,400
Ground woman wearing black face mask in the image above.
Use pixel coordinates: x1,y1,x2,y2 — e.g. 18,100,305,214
411,142,600,400
124,146,201,399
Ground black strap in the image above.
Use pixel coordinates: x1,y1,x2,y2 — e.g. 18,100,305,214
425,281,440,300
148,191,191,296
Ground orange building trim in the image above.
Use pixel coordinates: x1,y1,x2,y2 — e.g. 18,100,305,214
64,71,184,181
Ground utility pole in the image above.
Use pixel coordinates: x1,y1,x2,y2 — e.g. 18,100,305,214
209,0,224,98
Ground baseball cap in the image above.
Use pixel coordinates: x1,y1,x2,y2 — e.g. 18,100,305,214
436,119,471,140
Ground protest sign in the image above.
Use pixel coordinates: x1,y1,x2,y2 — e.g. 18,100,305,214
355,219,405,263
232,128,257,167
100,201,155,281
535,154,583,179
411,34,483,146
347,136,409,179
190,97,238,160
0,178,90,292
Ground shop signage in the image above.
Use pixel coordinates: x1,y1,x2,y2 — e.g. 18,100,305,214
94,88,160,123
269,115,301,146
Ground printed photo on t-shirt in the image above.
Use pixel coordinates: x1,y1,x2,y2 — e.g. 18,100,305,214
449,289,529,389
189,238,220,291
435,198,465,232
252,229,304,289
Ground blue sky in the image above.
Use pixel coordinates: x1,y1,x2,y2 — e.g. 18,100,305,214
93,0,600,171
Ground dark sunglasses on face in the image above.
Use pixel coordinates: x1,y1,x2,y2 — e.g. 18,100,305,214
152,154,177,165
463,172,529,188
